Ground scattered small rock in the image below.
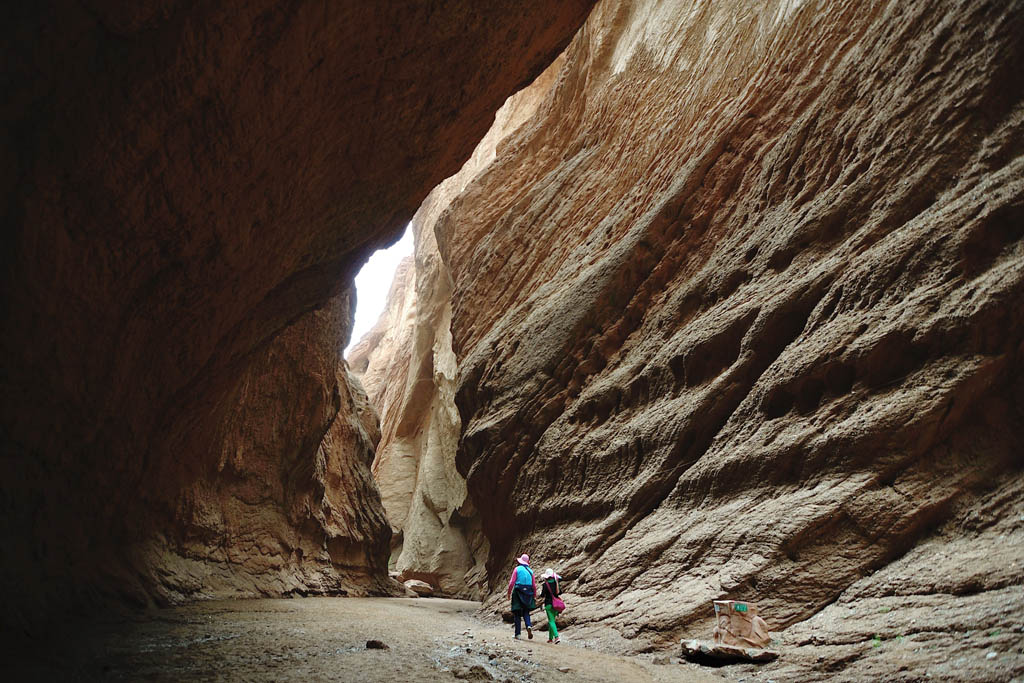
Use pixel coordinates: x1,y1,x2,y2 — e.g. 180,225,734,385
557,666,572,673
653,655,671,665
986,651,997,660
365,640,389,650
453,664,494,681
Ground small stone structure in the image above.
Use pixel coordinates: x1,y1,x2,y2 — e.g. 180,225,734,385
712,600,771,649
681,600,778,665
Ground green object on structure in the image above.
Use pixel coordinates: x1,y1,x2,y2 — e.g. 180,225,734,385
735,603,747,612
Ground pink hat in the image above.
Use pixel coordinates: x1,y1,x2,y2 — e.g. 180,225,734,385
517,554,530,566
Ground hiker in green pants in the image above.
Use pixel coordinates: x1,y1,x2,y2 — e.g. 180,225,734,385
540,568,563,644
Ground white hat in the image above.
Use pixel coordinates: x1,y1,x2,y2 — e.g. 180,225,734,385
542,568,560,579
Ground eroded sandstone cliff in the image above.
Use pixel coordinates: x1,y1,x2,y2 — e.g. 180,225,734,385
0,0,594,627
127,292,394,606
348,61,565,598
434,0,1024,678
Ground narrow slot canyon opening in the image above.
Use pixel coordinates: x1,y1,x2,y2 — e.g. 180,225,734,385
343,51,571,602
345,226,414,358
344,219,488,600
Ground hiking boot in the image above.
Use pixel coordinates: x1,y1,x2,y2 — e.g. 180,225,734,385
514,634,521,640
527,628,533,639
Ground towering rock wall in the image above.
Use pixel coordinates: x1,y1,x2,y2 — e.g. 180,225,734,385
0,0,594,627
349,61,564,598
437,0,1024,677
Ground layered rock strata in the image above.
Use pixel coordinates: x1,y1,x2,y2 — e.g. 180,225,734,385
436,0,1024,678
0,0,594,627
349,60,564,598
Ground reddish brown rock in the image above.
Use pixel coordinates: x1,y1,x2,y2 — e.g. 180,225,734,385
0,1,594,627
433,0,1024,678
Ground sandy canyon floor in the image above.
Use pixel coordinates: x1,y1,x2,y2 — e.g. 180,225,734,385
4,597,725,682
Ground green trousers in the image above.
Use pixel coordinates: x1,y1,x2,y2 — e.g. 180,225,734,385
544,604,559,640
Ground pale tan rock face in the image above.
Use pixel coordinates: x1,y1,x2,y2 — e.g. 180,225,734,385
349,61,565,598
0,0,595,626
437,0,1024,677
349,257,420,537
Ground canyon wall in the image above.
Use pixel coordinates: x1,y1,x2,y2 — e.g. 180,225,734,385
349,61,564,598
0,0,594,627
436,0,1024,678
126,291,395,606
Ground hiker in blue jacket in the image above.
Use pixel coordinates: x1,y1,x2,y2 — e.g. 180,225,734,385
505,553,536,639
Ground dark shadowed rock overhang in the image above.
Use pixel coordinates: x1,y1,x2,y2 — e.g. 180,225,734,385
0,0,594,629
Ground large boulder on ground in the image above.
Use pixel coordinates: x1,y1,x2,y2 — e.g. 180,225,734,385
682,640,780,665
404,579,434,597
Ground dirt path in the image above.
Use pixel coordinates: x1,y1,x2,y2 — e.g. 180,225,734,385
7,597,724,682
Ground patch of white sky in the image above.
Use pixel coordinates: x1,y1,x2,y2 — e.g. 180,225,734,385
345,225,414,354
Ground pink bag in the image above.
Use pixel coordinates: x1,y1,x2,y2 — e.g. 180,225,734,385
551,576,565,613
